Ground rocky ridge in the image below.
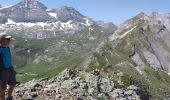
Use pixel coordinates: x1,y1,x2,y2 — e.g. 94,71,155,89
14,69,145,100
108,12,170,74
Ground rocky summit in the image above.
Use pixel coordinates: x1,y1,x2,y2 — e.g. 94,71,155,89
13,69,146,100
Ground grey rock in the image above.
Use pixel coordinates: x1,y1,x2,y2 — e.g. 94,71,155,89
23,91,34,100
98,77,114,93
0,15,7,24
13,69,142,100
143,50,162,69
127,85,139,90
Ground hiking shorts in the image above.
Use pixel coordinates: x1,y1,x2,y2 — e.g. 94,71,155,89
0,68,16,90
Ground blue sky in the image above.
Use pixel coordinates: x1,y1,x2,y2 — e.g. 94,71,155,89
0,0,170,25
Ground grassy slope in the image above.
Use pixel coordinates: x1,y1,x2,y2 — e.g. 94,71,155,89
13,26,111,83
15,37,89,82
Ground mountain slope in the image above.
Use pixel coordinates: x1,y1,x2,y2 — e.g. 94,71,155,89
80,12,170,99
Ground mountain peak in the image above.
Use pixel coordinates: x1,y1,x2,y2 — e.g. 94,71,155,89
136,12,146,17
133,12,148,20
20,0,47,10
22,0,37,3
21,0,38,6
60,6,75,10
57,6,84,17
51,6,85,22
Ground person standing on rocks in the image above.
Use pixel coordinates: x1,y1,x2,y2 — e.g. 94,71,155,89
0,32,16,100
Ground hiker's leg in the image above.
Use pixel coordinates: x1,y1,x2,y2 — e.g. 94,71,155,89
0,88,6,100
7,69,16,98
7,85,15,97
0,70,9,100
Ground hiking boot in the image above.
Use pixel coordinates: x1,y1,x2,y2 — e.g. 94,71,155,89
6,96,13,100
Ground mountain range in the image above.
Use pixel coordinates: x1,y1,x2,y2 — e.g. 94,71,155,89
0,0,170,99
0,0,116,39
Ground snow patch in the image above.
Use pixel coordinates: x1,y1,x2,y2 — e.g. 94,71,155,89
84,18,92,26
36,22,47,27
3,19,79,31
16,22,47,27
0,5,12,10
109,26,137,41
120,26,137,38
60,20,74,30
46,9,51,11
89,37,95,40
48,13,57,18
6,19,16,24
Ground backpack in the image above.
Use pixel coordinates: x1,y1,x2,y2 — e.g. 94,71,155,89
0,48,4,70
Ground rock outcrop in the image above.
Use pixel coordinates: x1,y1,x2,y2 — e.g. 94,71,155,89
14,69,144,100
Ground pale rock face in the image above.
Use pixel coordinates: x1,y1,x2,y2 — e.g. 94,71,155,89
131,52,145,75
147,34,170,71
131,52,144,67
143,50,162,69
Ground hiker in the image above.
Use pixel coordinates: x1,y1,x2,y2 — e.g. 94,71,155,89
94,68,100,76
0,32,16,100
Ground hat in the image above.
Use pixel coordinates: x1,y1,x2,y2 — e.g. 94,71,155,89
0,32,12,40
